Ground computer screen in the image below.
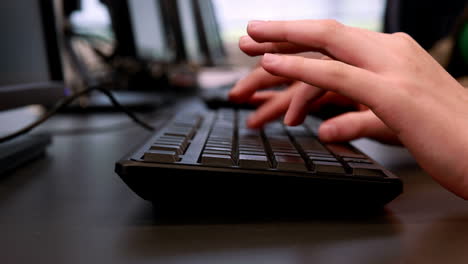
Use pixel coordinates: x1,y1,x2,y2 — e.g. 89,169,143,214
127,0,174,62
0,0,65,111
0,0,63,86
193,0,226,66
177,0,205,65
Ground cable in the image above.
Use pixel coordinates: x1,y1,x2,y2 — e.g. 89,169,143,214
0,86,156,144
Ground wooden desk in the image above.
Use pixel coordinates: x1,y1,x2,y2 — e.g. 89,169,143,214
1,112,467,264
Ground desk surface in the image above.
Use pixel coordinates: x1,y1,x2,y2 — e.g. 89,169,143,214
1,109,468,264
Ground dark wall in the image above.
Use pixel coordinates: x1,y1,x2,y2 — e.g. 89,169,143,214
384,0,468,50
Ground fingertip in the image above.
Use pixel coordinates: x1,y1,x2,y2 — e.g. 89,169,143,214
239,37,260,57
247,20,265,35
247,115,261,129
228,91,246,103
239,35,249,44
227,91,239,102
284,107,308,127
284,116,305,127
283,110,297,126
228,80,247,103
318,123,338,142
239,36,252,51
261,53,282,70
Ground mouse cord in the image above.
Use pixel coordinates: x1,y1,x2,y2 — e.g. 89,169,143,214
0,86,156,144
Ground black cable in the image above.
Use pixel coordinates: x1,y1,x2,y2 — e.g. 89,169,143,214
94,87,155,131
0,86,155,144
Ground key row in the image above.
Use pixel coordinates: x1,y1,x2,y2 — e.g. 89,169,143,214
144,113,203,163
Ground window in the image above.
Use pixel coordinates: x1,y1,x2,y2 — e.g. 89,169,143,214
213,0,386,65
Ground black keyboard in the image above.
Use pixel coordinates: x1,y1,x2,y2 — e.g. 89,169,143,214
116,106,402,212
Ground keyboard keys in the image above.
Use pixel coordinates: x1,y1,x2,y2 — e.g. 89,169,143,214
276,155,307,172
296,137,330,155
237,114,271,168
143,113,204,164
348,163,386,178
150,143,184,155
239,154,269,169
201,154,233,166
308,155,338,163
343,157,373,164
144,150,179,163
142,109,387,179
201,109,236,167
265,122,307,171
326,144,367,159
158,137,188,149
204,146,231,152
164,128,194,139
312,160,346,174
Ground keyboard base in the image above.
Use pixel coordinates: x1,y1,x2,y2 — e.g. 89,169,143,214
116,159,403,213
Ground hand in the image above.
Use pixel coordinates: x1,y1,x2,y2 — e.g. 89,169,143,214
231,53,324,127
229,20,468,199
232,66,401,145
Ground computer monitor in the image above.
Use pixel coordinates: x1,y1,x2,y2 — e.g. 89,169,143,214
105,0,225,67
105,0,177,63
126,0,175,63
174,0,226,66
176,0,206,65
0,0,66,111
192,0,227,66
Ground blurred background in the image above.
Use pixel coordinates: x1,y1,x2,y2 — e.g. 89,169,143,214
1,0,467,177
70,0,386,66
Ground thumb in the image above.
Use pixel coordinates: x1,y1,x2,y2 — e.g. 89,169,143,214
318,110,397,143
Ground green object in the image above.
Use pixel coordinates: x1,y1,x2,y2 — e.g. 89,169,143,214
459,23,468,64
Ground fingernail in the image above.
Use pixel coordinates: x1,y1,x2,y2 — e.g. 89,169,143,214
248,20,264,29
319,123,337,141
284,112,294,126
262,53,281,66
239,35,249,44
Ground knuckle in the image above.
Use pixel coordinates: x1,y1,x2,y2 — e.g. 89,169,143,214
392,32,411,40
324,60,348,80
313,20,344,49
319,19,343,34
314,20,344,38
392,32,416,45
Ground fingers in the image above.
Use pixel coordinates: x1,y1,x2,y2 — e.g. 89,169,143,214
246,86,297,129
247,90,279,105
261,53,384,107
284,85,326,126
247,20,380,66
307,91,358,113
319,110,400,144
229,66,288,103
240,35,317,57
